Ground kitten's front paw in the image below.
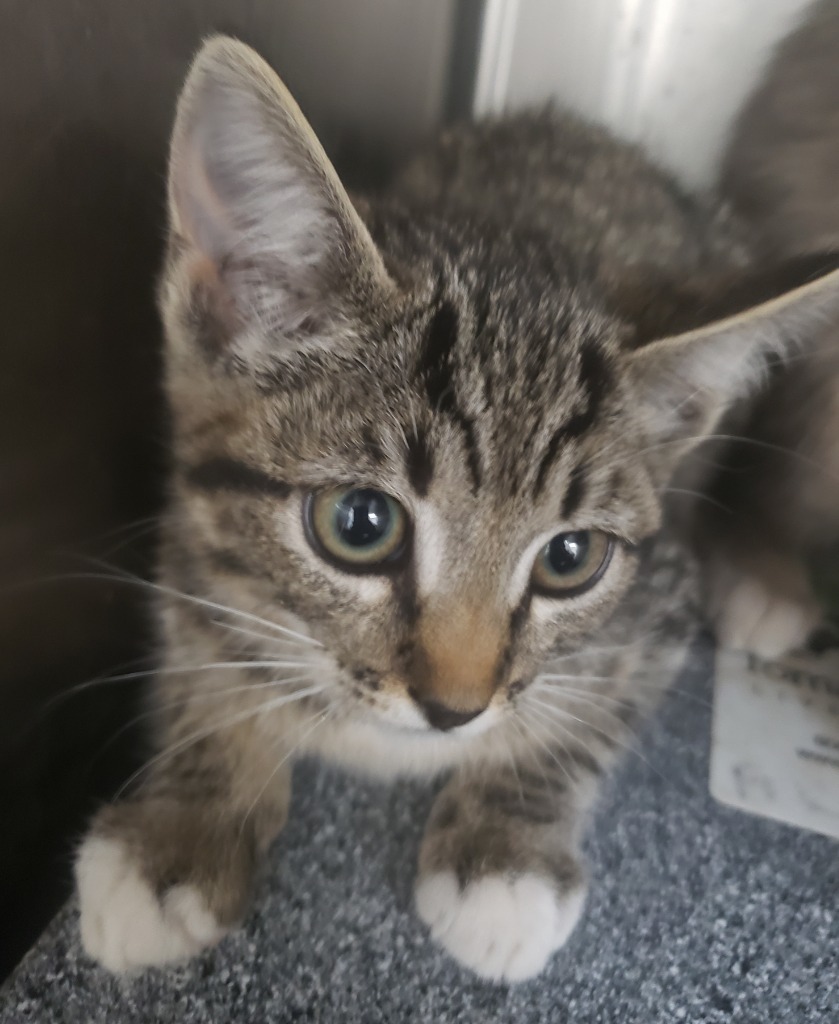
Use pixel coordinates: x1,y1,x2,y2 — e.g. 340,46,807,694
76,835,228,972
415,870,586,983
75,798,256,972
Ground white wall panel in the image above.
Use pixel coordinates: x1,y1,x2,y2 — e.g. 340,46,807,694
475,0,813,189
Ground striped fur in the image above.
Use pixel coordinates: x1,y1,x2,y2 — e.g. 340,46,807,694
75,36,839,980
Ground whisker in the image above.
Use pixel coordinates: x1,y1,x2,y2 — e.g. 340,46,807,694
153,676,314,714
532,680,639,710
61,513,170,553
210,617,316,652
41,561,325,649
507,717,553,799
624,676,711,708
238,703,334,838
36,654,160,715
536,672,631,686
49,658,314,705
526,697,613,744
209,613,319,650
527,693,628,738
638,432,839,483
660,487,733,513
499,723,527,806
542,636,655,665
97,519,165,559
524,701,631,777
113,683,327,799
535,667,709,709
525,696,669,784
90,676,315,758
514,714,577,790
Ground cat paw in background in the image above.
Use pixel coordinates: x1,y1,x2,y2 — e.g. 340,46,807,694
708,550,822,659
711,0,839,664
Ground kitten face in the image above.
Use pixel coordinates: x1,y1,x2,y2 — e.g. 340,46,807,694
165,241,664,735
158,37,839,743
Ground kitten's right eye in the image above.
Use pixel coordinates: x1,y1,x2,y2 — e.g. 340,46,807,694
305,487,408,570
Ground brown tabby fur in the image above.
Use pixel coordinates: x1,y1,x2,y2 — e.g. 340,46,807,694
709,0,839,638
74,35,839,980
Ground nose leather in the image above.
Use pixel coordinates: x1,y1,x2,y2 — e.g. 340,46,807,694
410,691,484,731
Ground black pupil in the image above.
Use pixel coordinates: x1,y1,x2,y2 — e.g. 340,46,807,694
546,531,589,575
335,489,391,548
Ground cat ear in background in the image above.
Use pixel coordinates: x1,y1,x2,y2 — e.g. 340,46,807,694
167,36,394,369
630,258,839,464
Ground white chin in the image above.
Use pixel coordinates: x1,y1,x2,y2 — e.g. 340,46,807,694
368,703,499,739
452,708,498,738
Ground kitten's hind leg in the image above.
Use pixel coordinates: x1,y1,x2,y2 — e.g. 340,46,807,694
75,710,293,972
415,749,599,983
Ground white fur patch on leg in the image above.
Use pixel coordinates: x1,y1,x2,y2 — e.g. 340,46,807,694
715,574,819,659
75,836,227,972
415,870,585,982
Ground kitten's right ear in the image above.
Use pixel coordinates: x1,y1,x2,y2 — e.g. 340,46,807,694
166,36,394,368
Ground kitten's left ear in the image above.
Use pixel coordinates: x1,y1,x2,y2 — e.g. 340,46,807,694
166,35,395,367
630,258,839,466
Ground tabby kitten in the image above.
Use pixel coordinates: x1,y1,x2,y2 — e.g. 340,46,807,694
709,0,839,655
74,37,839,982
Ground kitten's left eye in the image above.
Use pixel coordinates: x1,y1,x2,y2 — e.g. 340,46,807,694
531,530,613,596
305,487,408,570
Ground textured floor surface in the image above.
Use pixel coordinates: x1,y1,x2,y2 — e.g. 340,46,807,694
2,642,837,1023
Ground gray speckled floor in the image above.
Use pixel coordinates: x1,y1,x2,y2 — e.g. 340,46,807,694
2,642,837,1023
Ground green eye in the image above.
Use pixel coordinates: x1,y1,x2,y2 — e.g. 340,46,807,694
305,487,408,570
531,530,613,596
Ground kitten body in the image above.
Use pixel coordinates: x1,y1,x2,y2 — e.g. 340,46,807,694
709,0,839,654
75,37,839,981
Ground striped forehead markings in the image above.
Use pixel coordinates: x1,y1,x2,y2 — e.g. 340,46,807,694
404,428,435,498
560,463,587,519
418,301,482,493
532,340,613,499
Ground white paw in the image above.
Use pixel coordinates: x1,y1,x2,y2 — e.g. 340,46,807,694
715,574,819,659
415,871,585,983
75,835,227,972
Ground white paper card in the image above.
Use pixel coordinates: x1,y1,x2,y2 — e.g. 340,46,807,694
711,647,839,839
